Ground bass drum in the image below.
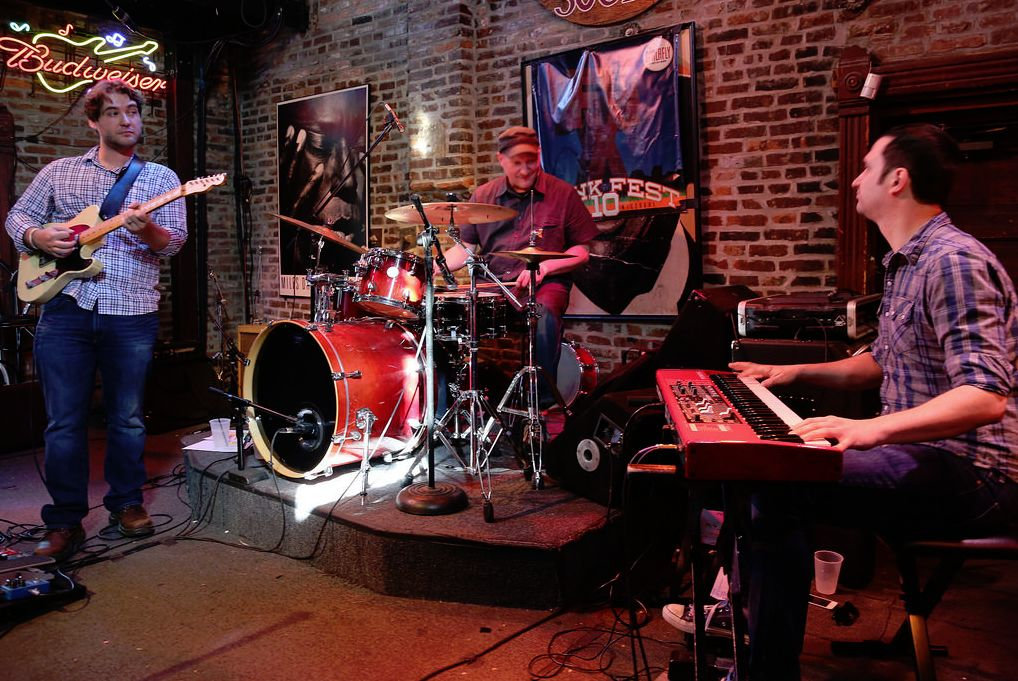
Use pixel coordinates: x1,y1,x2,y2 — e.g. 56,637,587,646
243,319,424,479
556,341,598,407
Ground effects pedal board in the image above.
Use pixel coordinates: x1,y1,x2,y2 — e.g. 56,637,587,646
0,547,86,621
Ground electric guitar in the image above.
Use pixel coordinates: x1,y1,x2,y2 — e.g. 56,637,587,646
17,173,226,304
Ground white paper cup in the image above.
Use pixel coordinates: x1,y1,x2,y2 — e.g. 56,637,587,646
814,550,844,595
210,418,232,449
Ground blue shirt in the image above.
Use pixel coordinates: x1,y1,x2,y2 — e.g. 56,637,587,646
5,146,188,315
872,212,1018,479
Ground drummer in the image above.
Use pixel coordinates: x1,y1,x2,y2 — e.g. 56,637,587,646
443,125,599,408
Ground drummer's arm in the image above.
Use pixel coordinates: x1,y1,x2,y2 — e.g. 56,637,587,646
440,241,476,273
539,244,589,277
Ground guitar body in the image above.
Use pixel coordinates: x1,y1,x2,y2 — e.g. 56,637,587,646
14,173,225,305
17,205,106,304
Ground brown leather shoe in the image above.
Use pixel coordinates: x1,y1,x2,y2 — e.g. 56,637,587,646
109,505,155,537
34,526,86,562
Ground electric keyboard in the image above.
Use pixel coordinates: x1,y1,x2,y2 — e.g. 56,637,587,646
655,368,842,482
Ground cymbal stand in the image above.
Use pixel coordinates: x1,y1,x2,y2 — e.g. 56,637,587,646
494,256,547,489
433,220,524,521
395,195,468,516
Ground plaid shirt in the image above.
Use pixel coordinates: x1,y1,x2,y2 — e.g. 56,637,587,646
872,212,1018,479
5,146,188,315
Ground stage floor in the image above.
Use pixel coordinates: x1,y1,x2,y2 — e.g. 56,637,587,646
184,431,623,608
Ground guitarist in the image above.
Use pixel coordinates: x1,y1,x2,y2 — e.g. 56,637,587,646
5,80,187,561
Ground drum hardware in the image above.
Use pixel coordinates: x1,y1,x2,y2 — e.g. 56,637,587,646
392,194,469,516
355,407,377,497
331,370,362,380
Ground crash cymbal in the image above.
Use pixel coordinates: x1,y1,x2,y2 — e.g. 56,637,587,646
272,213,367,254
384,202,517,225
495,247,574,263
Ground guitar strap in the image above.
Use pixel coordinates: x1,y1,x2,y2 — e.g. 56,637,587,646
98,156,146,220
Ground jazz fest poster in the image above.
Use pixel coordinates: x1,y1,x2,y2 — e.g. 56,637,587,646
524,26,701,317
277,85,369,297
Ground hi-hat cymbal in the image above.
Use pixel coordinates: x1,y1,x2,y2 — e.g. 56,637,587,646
384,202,517,225
495,247,574,263
272,213,367,254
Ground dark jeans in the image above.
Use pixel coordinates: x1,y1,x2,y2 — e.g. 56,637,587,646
534,284,569,408
737,443,1018,681
34,295,158,528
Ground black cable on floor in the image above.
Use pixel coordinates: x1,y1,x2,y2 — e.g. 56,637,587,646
415,606,566,681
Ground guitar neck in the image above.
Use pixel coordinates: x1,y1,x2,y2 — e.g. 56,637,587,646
78,186,184,244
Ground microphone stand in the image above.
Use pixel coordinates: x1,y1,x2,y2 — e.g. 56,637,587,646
395,194,468,516
311,113,399,219
207,386,319,483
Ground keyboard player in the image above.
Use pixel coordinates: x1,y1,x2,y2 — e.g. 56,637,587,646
712,125,1018,680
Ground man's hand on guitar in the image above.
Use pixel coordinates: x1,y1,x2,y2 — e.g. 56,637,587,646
32,226,76,258
123,205,153,234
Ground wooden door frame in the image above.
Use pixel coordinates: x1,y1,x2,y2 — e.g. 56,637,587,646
835,46,1018,293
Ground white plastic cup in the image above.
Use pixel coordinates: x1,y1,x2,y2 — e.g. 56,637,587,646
210,418,232,449
814,550,844,595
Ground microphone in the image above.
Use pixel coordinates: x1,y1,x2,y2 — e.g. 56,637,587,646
383,102,405,133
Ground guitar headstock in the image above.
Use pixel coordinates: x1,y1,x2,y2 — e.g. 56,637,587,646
183,174,227,195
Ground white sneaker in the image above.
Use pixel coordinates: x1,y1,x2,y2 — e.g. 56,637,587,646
662,600,749,645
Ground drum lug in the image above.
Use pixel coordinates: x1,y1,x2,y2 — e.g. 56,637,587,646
332,370,362,380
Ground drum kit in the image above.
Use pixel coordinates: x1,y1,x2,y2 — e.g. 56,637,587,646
243,201,597,520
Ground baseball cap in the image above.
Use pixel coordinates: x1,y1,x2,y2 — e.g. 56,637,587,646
498,126,540,157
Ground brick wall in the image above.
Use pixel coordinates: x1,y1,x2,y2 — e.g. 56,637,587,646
7,0,1017,370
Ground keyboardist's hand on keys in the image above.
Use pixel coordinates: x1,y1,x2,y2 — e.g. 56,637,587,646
791,415,883,452
729,361,801,389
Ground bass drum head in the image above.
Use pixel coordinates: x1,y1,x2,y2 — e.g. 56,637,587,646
246,322,338,475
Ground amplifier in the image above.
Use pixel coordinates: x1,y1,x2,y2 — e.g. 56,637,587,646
737,291,880,341
548,388,670,507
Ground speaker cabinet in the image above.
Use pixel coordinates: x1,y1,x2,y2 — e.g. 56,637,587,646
548,388,669,507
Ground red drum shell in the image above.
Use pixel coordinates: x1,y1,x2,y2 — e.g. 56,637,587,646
556,341,598,406
353,248,425,319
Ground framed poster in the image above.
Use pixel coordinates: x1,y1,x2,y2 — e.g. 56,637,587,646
523,24,701,319
277,85,369,297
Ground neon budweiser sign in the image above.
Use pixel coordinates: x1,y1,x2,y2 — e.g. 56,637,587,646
0,23,167,94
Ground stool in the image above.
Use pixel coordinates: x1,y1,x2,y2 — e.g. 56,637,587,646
833,533,1018,680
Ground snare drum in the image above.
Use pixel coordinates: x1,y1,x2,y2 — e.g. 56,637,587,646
243,318,424,479
353,248,425,319
434,291,507,341
556,341,598,407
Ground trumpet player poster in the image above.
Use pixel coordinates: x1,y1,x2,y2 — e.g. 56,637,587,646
277,85,369,297
524,26,701,318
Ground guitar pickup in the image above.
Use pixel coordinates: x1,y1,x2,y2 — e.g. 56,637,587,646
25,270,59,289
